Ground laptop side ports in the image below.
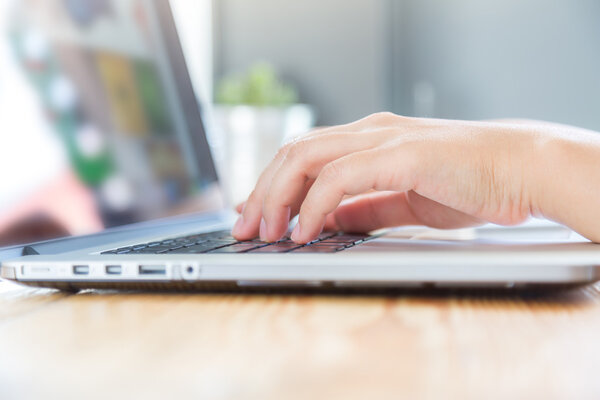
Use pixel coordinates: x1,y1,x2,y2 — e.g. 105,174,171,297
138,264,167,275
73,265,90,275
105,265,122,275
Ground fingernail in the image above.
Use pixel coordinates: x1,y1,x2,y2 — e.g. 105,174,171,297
232,215,244,236
291,222,302,242
259,218,268,242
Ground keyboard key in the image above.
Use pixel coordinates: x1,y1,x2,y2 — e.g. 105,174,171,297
246,238,268,244
130,249,164,254
142,245,174,252
275,240,300,245
317,232,336,240
289,246,340,253
217,235,238,241
308,245,348,251
309,242,347,247
319,237,366,244
208,244,263,253
247,244,303,253
174,238,195,244
208,238,239,244
203,230,231,239
169,244,217,253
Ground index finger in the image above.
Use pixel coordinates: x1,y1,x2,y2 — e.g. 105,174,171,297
291,145,417,243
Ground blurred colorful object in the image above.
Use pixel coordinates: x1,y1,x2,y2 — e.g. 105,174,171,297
10,31,114,186
96,52,149,136
63,0,113,27
1,0,213,240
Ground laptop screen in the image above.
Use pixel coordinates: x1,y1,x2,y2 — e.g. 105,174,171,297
0,0,222,246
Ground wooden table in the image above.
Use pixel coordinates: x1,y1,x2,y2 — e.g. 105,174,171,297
1,279,600,400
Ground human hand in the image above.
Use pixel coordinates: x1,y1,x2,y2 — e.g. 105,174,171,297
0,169,103,244
0,213,69,247
231,113,600,243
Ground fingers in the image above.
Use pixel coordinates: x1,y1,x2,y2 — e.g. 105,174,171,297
259,132,394,241
231,142,293,240
232,112,407,241
233,134,320,240
291,145,418,243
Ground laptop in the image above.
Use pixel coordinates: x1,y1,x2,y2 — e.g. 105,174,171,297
2,0,600,292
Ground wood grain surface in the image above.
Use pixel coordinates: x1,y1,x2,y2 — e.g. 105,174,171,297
1,279,600,400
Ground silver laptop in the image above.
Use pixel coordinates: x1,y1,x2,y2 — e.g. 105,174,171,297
2,0,600,292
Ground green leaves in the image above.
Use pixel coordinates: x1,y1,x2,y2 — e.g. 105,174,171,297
216,62,298,106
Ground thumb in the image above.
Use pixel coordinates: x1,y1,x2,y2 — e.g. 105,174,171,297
323,191,420,233
324,190,484,233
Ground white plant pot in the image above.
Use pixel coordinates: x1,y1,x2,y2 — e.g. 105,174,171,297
212,104,315,205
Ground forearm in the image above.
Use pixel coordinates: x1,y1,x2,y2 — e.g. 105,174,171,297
531,126,600,242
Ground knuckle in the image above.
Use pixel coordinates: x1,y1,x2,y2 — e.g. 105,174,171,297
285,139,308,161
368,111,397,123
320,160,345,184
274,143,292,161
393,114,415,124
284,137,325,173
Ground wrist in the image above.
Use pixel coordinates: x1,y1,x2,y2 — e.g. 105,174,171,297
532,132,600,241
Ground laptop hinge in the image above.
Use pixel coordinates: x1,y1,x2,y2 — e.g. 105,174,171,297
22,246,40,256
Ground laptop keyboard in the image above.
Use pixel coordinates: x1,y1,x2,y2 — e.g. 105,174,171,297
100,230,373,255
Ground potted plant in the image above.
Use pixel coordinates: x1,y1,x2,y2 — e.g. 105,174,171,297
212,62,315,204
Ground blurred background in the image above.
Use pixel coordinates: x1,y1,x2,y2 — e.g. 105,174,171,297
1,0,599,246
213,0,600,127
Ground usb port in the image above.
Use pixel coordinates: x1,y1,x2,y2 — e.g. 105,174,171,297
73,265,90,275
105,265,122,275
138,264,166,275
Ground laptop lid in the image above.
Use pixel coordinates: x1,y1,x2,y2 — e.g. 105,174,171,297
0,0,225,255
